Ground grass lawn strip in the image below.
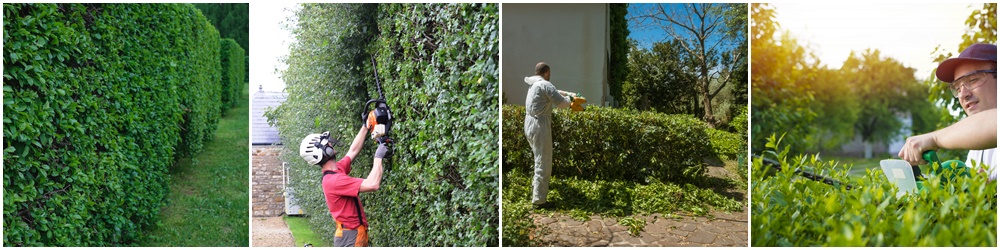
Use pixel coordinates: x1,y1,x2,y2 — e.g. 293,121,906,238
139,88,250,246
284,215,326,247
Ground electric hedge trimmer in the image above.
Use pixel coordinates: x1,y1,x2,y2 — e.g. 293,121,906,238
755,150,970,195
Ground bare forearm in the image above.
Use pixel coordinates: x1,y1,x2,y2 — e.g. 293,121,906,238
933,109,997,150
359,158,383,192
349,126,367,153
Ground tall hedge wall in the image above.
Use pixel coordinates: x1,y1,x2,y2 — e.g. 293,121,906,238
3,3,222,246
266,3,498,246
219,38,246,111
502,105,715,182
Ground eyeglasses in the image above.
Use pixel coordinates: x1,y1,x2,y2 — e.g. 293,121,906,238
950,70,997,98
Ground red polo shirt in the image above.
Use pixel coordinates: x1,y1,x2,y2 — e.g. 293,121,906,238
322,156,368,229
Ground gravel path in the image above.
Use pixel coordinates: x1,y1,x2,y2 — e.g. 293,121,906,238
252,217,295,247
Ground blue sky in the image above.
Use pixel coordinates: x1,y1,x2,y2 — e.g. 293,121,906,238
627,3,740,53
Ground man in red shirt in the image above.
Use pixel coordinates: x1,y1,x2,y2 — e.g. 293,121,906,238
299,123,388,247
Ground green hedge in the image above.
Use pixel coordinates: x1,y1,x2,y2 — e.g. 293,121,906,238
502,105,713,182
3,3,222,246
751,139,996,246
708,128,743,160
219,38,246,111
266,3,498,246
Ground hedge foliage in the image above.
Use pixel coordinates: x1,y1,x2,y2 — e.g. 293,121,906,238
751,137,996,246
502,105,717,182
266,3,498,246
3,3,225,246
219,38,246,111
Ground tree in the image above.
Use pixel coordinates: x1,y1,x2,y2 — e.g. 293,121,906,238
194,3,249,52
629,3,747,127
750,3,820,153
608,3,630,107
842,49,926,158
622,39,698,114
722,4,748,123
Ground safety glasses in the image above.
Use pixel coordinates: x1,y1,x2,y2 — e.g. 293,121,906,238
949,69,997,98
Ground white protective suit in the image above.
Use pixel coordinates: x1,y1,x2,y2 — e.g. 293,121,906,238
523,75,573,205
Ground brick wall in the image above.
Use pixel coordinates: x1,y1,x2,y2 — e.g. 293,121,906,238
252,145,285,217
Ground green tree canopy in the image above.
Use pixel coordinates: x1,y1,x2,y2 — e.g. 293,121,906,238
194,3,249,52
623,39,698,114
841,49,924,145
630,3,747,127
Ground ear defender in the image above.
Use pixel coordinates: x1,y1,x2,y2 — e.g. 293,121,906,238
316,132,336,159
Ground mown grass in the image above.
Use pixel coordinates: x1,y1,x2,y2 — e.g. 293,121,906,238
284,215,325,247
501,160,745,246
139,88,250,246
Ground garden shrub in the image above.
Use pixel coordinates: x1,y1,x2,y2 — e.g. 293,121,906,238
266,3,498,246
751,136,996,246
502,105,713,182
219,38,246,111
708,128,743,160
3,3,222,246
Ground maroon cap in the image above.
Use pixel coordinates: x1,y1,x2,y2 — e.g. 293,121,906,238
936,43,997,82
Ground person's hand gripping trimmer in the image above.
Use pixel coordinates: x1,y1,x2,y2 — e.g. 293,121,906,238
557,90,587,111
879,151,970,197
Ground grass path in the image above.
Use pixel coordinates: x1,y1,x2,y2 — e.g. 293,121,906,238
284,215,326,247
139,89,250,246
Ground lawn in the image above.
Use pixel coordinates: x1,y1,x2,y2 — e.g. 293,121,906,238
822,156,882,177
284,215,326,247
139,88,250,246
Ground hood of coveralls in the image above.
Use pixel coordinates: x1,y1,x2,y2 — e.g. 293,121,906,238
524,75,545,86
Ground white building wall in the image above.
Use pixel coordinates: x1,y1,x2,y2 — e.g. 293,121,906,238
502,3,609,107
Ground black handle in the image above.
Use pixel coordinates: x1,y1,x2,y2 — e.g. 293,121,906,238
756,155,855,190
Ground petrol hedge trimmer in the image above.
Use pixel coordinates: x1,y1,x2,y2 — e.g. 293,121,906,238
361,56,394,164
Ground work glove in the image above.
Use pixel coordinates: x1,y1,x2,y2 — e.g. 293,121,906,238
375,143,389,159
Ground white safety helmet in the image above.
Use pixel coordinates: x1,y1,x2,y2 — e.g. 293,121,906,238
299,132,336,165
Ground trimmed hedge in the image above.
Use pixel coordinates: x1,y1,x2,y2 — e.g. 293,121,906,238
502,105,713,182
219,38,246,111
3,3,222,246
752,140,996,246
266,3,498,247
367,4,498,246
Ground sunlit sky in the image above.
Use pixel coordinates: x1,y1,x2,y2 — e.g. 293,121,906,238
770,3,974,81
249,2,298,94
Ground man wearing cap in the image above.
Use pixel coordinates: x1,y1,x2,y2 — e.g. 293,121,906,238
899,43,997,181
523,62,580,209
299,122,389,247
